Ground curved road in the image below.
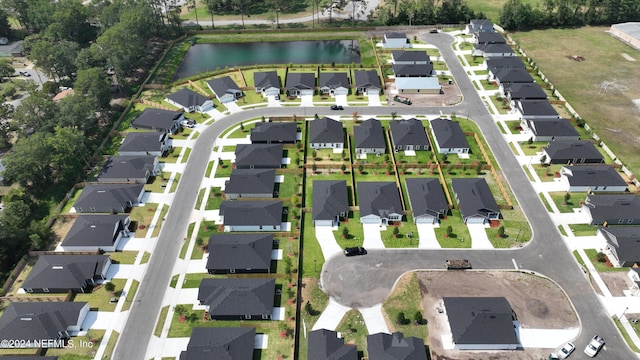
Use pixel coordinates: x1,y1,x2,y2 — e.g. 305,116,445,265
114,32,632,359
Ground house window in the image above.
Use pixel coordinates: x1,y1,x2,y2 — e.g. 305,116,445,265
230,268,236,274
262,314,270,320
629,219,634,224
90,207,96,212
43,288,50,293
618,219,624,224
25,288,33,293
245,315,252,320
259,226,263,230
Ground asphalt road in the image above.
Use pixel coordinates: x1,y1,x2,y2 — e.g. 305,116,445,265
114,32,633,359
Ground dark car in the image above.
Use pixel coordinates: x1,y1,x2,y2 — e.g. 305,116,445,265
430,29,438,33
344,247,367,257
331,105,344,110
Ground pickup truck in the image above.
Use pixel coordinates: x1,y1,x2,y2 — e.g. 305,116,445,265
445,259,472,270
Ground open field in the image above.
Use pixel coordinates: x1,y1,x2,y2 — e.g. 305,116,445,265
511,26,640,173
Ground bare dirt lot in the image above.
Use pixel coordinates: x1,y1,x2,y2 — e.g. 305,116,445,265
418,271,579,360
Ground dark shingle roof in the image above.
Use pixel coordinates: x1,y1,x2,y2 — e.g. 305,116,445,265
254,70,280,89
366,332,427,360
309,117,344,144
234,144,283,169
198,278,275,317
319,72,350,89
392,64,434,77
392,51,430,62
503,83,547,100
118,132,166,154
22,255,110,291
476,32,506,44
207,76,241,97
490,68,534,84
599,226,640,265
285,72,316,90
74,184,144,213
207,234,273,272
526,118,579,138
61,215,129,247
0,302,88,345
405,178,448,218
308,329,358,360
132,108,182,132
354,70,381,90
561,165,627,187
584,195,640,224
516,100,559,117
0,357,58,360
180,327,255,360
451,178,500,219
474,43,514,55
313,180,349,221
430,118,470,149
543,140,604,162
225,169,275,195
486,57,526,70
354,118,386,149
250,122,297,143
357,182,403,218
166,88,209,108
443,297,518,345
389,119,429,148
98,156,156,181
220,200,283,227
385,32,407,39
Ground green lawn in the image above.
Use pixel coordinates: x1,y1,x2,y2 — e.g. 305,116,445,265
45,329,106,359
129,203,160,237
381,218,419,248
301,215,325,278
154,306,169,337
568,224,598,237
334,212,365,249
180,148,192,164
435,210,472,248
205,188,223,210
584,249,627,272
549,192,583,213
336,310,369,357
122,280,140,311
73,279,127,311
140,251,151,264
106,251,139,265
534,164,564,182
299,278,330,356
382,272,429,340
152,204,170,237
194,188,206,209
170,173,181,193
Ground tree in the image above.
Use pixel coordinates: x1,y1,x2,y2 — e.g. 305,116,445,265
0,103,14,150
174,304,188,316
358,164,364,174
395,311,406,325
203,0,216,28
305,301,314,315
240,122,245,131
393,226,400,238
446,225,453,237
442,154,448,163
391,111,398,120
104,282,115,292
340,164,347,173
498,225,506,238
57,95,99,134
527,137,533,146
186,312,199,323
539,154,547,164
46,0,96,45
27,37,79,82
311,149,317,160
564,192,571,204
74,67,112,110
342,226,349,239
386,163,393,174
11,90,59,133
0,58,13,81
414,311,424,324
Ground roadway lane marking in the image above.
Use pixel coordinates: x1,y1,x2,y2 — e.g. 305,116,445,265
512,259,518,269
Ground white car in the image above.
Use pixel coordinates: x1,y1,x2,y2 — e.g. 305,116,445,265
584,335,604,357
558,342,575,359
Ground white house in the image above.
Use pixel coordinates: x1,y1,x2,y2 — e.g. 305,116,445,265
165,88,214,113
357,182,403,225
382,32,409,48
560,165,628,193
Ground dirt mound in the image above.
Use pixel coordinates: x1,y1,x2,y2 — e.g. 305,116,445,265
526,298,549,318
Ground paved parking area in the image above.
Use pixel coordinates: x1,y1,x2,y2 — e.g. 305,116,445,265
362,223,386,249
467,224,494,249
417,223,440,249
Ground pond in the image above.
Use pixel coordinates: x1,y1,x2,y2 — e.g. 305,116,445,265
173,40,361,80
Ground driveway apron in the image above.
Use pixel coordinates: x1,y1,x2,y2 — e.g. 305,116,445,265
417,223,440,249
362,223,386,249
466,224,494,249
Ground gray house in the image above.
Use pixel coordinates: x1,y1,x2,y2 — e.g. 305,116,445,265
0,302,89,348
207,234,273,274
392,50,430,64
180,327,256,360
367,332,427,360
451,178,501,224
285,72,315,97
514,99,559,120
59,215,132,252
581,194,640,225
389,118,429,151
312,180,349,226
309,117,344,150
503,83,548,103
319,72,350,96
382,32,408,48
443,297,519,350
250,122,298,144
542,140,604,165
467,19,494,34
224,169,276,199
22,255,112,293
308,329,357,360
599,226,640,267
354,118,386,155
395,77,441,94
131,108,183,134
485,57,526,71
489,68,534,89
405,178,449,224
234,144,283,169
522,118,580,142
560,165,627,193
358,182,403,224
475,32,506,44
198,278,275,320
254,70,281,97
97,155,160,184
207,76,243,103
430,118,470,154
472,43,515,57
165,88,213,113
219,200,283,232
72,183,145,214
392,64,434,77
118,132,170,157
354,70,382,95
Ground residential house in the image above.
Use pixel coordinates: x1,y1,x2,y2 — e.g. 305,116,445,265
627,268,640,295
197,278,275,320
319,72,350,96
392,50,430,64
254,70,281,97
22,255,112,293
308,329,357,360
224,169,276,200
522,118,580,142
0,302,89,348
118,132,170,157
309,117,344,150
395,77,441,94
131,108,183,134
581,194,640,225
366,332,427,360
392,64,434,77
560,165,627,193
466,19,494,34
513,99,559,120
219,200,283,232
542,140,604,165
207,76,243,103
357,182,403,224
59,215,132,252
475,32,506,44
312,180,349,226
489,68,534,92
472,43,515,58
206,234,273,274
285,72,316,97
443,297,520,350
53,88,75,102
389,118,429,151
72,183,145,213
451,178,501,224
599,226,640,267
354,70,382,95
382,32,408,48
354,118,386,155
430,118,470,154
484,56,526,71
405,178,449,224
165,88,214,113
97,155,160,184
250,122,298,144
234,144,283,169
180,327,256,360
503,83,548,104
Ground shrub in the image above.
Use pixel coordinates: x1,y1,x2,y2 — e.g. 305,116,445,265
104,282,115,292
395,311,406,325
596,252,607,263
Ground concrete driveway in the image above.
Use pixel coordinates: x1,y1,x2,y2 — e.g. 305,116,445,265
267,95,281,107
334,94,348,106
551,211,591,225
417,223,440,249
315,225,343,260
225,101,242,113
300,95,314,107
362,223,385,249
312,298,351,331
367,94,382,106
467,224,494,249
359,304,390,335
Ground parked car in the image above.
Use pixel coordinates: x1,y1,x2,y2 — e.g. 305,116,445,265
430,29,438,33
558,342,575,359
548,353,559,360
584,335,604,357
393,95,412,105
19,71,30,77
180,119,196,128
331,105,344,110
344,247,367,257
